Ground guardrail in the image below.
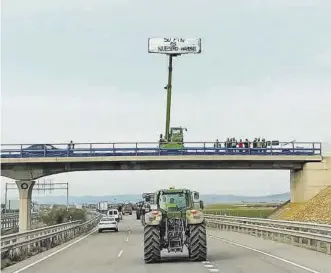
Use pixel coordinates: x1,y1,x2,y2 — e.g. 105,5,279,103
1,214,101,268
205,214,331,255
0,141,322,158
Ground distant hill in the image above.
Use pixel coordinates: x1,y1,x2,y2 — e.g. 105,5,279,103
32,192,290,205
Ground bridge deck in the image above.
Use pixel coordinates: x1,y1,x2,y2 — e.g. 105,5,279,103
0,154,323,164
0,141,322,160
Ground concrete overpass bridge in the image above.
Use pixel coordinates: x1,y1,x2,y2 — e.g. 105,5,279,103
1,141,330,231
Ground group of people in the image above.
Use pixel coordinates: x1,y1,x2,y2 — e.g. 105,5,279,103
214,137,269,149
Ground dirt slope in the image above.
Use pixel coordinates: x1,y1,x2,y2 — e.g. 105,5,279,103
269,186,331,224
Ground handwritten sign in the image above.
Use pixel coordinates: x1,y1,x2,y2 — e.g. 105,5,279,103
148,38,202,55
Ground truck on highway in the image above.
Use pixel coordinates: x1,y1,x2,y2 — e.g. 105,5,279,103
97,201,108,214
122,203,133,215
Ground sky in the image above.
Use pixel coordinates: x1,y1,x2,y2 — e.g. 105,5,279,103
1,0,331,199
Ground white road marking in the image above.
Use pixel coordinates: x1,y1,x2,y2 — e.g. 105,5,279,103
208,234,320,273
202,260,220,272
125,237,129,242
117,250,124,258
11,228,97,273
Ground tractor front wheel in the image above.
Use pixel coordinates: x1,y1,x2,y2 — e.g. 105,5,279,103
188,223,207,261
144,225,161,263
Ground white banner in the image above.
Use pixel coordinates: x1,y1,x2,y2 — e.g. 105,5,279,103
148,38,202,54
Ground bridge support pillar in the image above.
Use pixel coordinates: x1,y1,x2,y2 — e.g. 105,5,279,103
16,180,35,232
290,156,331,202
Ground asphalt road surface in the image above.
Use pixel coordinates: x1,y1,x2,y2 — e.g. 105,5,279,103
3,214,331,273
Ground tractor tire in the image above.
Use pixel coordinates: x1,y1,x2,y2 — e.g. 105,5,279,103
144,225,161,263
188,223,207,261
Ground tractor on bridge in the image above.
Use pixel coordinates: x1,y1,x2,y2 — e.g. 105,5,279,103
157,54,188,149
143,187,207,263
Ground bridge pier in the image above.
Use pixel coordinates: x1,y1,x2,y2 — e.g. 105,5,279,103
16,180,35,232
290,156,331,202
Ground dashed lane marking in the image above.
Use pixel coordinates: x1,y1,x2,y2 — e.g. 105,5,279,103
117,250,124,258
201,260,221,273
125,237,129,242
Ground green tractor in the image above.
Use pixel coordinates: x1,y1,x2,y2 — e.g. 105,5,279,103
143,187,207,263
159,127,187,149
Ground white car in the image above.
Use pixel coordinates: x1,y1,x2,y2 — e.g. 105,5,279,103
98,217,118,232
107,209,120,222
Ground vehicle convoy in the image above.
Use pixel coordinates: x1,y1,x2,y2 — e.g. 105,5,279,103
143,187,206,263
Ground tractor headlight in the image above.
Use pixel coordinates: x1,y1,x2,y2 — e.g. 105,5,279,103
148,210,161,221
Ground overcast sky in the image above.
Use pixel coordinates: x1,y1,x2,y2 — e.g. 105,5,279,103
1,0,331,199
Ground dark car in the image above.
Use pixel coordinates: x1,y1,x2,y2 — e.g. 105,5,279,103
21,144,68,157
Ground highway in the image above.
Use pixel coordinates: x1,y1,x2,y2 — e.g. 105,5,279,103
3,214,331,273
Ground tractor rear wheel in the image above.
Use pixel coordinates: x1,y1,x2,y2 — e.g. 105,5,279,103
144,225,161,263
188,223,207,261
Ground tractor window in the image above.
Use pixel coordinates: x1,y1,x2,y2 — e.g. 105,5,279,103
159,192,189,211
171,129,181,134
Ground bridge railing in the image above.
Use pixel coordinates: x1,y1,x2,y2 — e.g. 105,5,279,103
205,214,331,255
1,214,102,265
1,213,40,232
0,141,322,158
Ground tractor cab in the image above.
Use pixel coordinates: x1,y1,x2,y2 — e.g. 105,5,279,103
159,127,187,149
169,127,186,143
158,190,189,213
155,187,203,215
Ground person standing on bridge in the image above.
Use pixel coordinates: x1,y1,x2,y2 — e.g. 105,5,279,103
238,139,243,153
68,140,75,150
244,138,249,153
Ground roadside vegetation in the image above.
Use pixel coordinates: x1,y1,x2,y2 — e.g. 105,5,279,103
40,206,87,225
203,203,279,218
